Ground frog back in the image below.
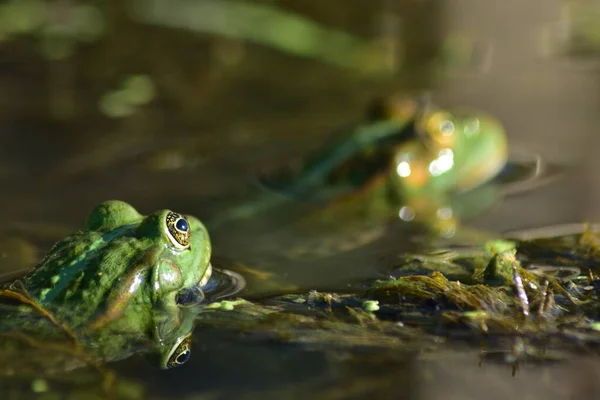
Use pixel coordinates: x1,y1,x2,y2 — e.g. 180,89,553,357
22,227,156,328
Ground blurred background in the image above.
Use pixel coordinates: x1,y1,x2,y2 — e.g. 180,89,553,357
1,0,600,398
2,0,599,230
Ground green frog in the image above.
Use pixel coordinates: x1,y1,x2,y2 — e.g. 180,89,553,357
211,95,512,237
0,200,214,369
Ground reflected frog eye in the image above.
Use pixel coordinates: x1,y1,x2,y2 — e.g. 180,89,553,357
166,335,192,369
175,349,191,364
165,212,191,250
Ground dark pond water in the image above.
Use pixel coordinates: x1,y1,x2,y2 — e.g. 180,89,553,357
1,0,600,399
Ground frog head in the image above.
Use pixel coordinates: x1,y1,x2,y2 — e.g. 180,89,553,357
83,200,212,311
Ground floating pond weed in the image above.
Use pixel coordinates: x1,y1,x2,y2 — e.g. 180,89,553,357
99,75,157,118
0,0,105,59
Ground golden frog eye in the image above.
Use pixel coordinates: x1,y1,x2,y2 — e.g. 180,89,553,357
421,111,456,148
166,335,192,369
165,212,191,250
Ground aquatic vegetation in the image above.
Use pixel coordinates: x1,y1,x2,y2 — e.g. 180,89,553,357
539,1,600,61
0,287,142,398
437,33,494,77
0,0,105,60
186,229,600,374
3,200,600,396
99,74,157,118
131,0,394,74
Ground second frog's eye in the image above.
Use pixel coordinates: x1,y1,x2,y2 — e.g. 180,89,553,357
421,111,457,148
165,212,191,250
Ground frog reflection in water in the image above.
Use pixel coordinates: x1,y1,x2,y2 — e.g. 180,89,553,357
0,200,213,369
215,95,509,237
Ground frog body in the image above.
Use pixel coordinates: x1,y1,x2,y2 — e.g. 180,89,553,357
1,200,213,368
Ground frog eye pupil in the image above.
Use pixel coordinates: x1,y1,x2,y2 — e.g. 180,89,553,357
165,212,191,249
176,350,190,364
176,218,189,232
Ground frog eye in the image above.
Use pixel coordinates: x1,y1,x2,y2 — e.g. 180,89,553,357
165,212,191,250
421,111,456,148
166,335,192,369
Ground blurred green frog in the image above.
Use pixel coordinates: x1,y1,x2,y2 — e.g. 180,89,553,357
0,200,213,369
213,95,510,237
